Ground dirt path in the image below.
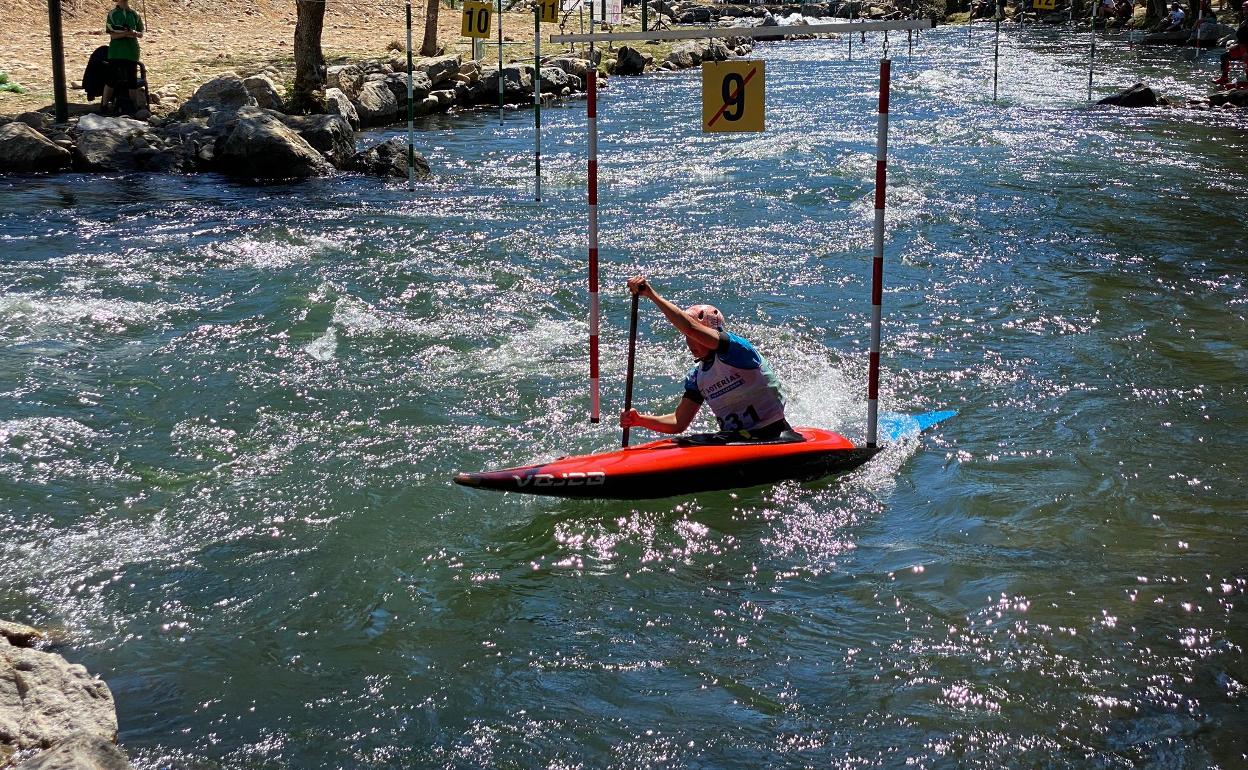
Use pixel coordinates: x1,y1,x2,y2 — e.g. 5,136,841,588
2,0,605,117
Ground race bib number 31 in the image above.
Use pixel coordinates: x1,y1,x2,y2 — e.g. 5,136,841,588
702,60,765,133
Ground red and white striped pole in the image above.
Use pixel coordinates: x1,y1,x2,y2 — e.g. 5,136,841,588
587,3,600,423
866,57,890,448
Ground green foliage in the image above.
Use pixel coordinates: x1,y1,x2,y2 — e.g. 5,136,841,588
0,71,28,93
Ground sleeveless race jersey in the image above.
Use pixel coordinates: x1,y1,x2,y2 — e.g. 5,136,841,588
683,331,786,432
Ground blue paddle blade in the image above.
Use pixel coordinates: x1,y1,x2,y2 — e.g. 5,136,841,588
879,409,957,442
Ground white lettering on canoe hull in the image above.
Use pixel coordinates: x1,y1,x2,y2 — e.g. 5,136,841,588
513,471,606,488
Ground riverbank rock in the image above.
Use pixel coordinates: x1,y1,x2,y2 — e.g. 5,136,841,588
15,733,131,770
345,137,430,179
0,123,71,172
1210,88,1248,108
215,107,331,179
413,54,462,87
0,634,118,752
1098,82,1158,108
278,114,356,167
354,81,400,126
480,65,534,103
179,73,257,119
323,88,361,130
613,46,650,76
242,74,285,111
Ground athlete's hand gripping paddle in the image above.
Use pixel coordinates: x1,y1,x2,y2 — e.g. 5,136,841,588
621,286,641,448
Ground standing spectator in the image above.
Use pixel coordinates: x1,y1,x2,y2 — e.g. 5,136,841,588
101,0,146,116
1212,0,1248,85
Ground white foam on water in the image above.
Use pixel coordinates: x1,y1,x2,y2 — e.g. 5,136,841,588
303,326,338,362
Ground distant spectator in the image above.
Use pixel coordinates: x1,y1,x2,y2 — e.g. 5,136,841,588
102,0,146,116
1212,0,1248,86
1161,2,1185,31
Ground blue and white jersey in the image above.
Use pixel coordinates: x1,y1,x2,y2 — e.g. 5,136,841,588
683,331,786,432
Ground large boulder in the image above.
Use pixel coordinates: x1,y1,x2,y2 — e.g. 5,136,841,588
178,73,256,118
323,87,361,130
215,107,331,179
537,66,571,93
345,136,431,179
675,5,713,22
242,74,285,111
15,732,132,770
613,46,649,76
412,54,462,87
1097,82,1158,108
383,71,433,106
480,65,534,102
1210,88,1248,108
666,41,705,69
0,636,118,750
326,63,367,97
544,57,592,82
353,81,400,127
278,114,355,167
0,123,71,172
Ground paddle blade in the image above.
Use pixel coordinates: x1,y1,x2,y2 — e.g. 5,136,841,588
879,409,956,442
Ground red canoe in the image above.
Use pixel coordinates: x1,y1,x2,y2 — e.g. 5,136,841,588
453,427,879,500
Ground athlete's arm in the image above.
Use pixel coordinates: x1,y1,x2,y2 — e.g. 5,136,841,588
627,275,720,352
619,396,701,434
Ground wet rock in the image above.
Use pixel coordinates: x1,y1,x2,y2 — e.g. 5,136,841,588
1211,88,1248,108
323,87,360,130
0,635,118,750
1097,82,1157,108
0,123,71,172
242,74,285,111
345,136,431,179
666,41,705,68
0,622,43,649
676,5,712,22
613,46,650,76
278,113,356,167
537,66,571,93
544,57,592,82
215,107,331,179
14,732,132,770
383,71,433,104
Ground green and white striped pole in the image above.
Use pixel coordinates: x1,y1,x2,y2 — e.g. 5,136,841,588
534,2,543,201
406,0,416,191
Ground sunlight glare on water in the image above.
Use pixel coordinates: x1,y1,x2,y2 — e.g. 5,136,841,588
1,24,1246,770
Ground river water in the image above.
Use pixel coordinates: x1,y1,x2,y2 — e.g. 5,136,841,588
2,24,1246,769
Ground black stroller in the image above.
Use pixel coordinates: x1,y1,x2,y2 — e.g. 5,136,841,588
82,45,150,116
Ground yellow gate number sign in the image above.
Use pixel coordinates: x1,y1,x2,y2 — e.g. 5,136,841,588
538,0,559,23
462,1,493,38
1033,0,1056,10
702,60,764,133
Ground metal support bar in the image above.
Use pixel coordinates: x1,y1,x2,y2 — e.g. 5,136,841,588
551,18,932,44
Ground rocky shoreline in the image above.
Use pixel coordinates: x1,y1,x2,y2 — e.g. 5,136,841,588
0,33,756,182
0,620,131,770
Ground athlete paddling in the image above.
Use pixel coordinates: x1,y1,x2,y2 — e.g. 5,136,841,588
618,276,794,442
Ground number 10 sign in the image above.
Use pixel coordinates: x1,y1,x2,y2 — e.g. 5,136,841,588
702,60,764,133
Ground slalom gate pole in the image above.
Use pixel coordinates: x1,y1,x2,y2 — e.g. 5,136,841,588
908,27,912,59
534,4,542,201
848,20,853,60
866,57,890,449
993,17,1000,101
588,0,600,423
406,0,416,192
498,0,505,125
1087,1,1095,100
621,291,640,447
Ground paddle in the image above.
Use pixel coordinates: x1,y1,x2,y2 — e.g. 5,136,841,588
621,289,640,448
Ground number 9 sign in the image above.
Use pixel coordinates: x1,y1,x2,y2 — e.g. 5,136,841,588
702,60,764,133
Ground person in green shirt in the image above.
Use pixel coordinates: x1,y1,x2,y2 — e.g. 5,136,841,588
102,0,146,116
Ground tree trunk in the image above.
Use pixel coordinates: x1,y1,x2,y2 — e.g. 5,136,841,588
293,0,327,113
421,0,440,56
